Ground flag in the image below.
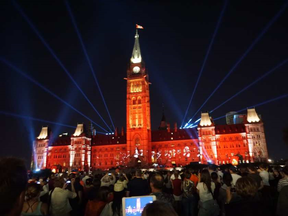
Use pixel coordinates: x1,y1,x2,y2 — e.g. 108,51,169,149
136,24,144,29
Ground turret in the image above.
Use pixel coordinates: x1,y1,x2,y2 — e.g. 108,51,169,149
37,126,50,139
73,123,85,137
199,113,213,126
167,123,171,133
247,108,261,123
174,122,178,132
121,126,125,136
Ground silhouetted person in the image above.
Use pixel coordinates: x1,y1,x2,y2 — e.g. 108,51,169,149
22,183,48,215
229,165,241,188
150,173,175,208
225,177,272,216
247,165,263,190
126,169,149,197
142,201,178,216
0,157,27,216
277,185,288,216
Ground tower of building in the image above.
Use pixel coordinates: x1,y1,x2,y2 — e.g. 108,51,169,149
70,124,91,171
126,29,152,164
245,108,268,162
33,126,50,169
198,113,217,164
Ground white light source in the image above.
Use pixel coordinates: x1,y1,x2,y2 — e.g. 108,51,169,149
37,127,49,139
35,168,40,172
73,124,84,136
268,159,272,163
199,113,212,126
247,108,260,123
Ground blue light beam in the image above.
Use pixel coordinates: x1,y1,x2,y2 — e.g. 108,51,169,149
0,57,108,133
0,110,106,135
213,93,288,121
189,1,288,123
181,0,228,128
0,110,75,129
210,58,288,113
65,0,115,131
13,1,112,132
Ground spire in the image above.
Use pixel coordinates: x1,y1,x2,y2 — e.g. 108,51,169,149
131,29,142,64
159,105,167,130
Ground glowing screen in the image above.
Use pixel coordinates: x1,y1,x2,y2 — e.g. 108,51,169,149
123,196,154,216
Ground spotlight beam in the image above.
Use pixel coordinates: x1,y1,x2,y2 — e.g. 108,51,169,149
210,58,288,113
0,110,106,135
1,57,108,132
0,110,75,129
188,1,288,123
13,1,112,132
65,0,115,131
181,0,228,128
213,93,288,121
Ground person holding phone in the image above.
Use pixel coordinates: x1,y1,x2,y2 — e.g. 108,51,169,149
113,174,129,215
101,172,116,188
49,177,77,216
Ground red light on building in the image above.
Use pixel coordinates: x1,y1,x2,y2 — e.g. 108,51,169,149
32,30,269,171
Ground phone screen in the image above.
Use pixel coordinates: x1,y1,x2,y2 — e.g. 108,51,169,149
66,180,71,184
123,196,155,216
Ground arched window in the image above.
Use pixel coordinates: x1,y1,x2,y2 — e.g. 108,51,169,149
137,97,141,104
132,97,136,105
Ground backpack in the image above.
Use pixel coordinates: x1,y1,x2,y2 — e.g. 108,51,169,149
183,179,194,198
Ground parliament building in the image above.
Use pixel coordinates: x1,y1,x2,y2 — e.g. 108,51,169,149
33,30,269,172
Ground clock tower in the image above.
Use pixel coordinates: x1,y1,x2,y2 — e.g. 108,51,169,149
126,29,152,164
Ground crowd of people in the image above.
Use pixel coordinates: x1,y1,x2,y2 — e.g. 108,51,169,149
0,157,288,216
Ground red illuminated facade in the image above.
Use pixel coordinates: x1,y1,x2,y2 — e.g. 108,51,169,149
33,30,268,171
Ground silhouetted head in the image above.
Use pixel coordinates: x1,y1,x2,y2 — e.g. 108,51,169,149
0,157,27,216
142,201,178,216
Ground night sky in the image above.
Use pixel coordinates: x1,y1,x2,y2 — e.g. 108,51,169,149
1,0,288,167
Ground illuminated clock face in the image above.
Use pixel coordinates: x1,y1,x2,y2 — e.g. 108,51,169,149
133,66,140,73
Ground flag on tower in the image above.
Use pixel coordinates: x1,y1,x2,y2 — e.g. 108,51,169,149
136,24,144,29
